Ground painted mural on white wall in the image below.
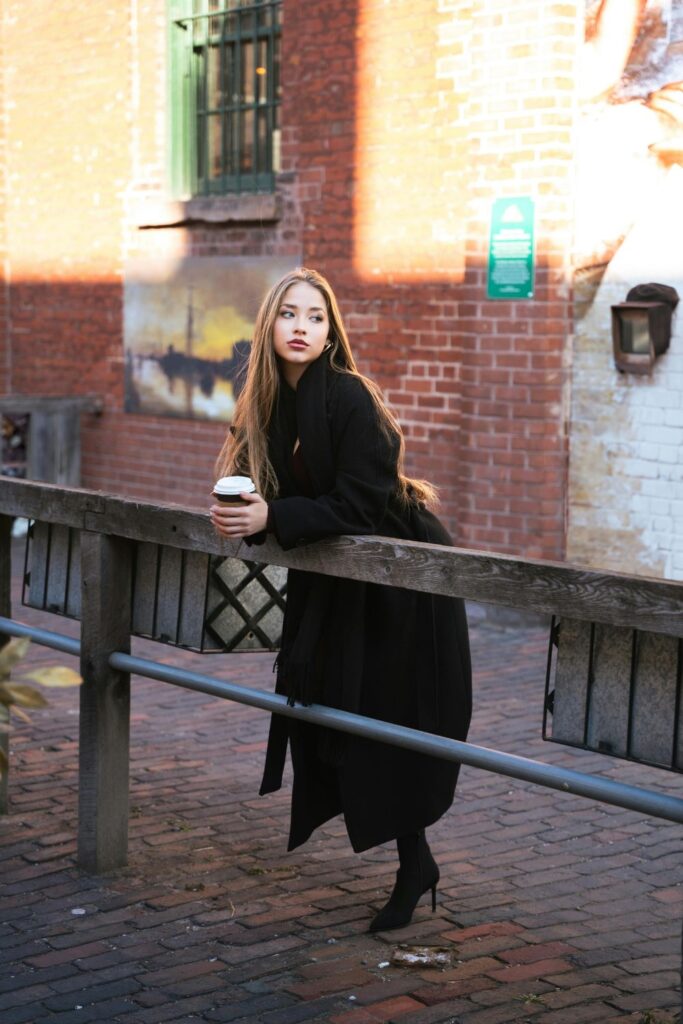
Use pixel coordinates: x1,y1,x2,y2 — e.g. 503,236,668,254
568,0,683,578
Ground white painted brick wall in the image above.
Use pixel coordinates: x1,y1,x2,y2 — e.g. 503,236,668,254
567,165,683,580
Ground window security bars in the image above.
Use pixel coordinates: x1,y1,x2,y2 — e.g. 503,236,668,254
173,0,282,195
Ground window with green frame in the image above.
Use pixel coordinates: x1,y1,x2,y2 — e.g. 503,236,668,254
169,0,282,197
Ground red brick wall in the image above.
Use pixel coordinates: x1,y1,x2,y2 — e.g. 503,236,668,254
2,1,128,409
455,1,576,558
279,0,575,557
2,0,577,560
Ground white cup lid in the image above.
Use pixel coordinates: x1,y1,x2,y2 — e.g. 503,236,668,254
213,475,256,495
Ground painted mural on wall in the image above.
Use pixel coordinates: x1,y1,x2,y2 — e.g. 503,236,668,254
568,0,683,579
124,257,292,421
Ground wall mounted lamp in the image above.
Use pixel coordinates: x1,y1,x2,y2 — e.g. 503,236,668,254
611,282,679,375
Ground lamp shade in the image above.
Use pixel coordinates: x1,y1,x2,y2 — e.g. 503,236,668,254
611,283,679,375
611,301,672,374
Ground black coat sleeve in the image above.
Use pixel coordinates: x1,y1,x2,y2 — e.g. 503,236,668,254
268,379,400,550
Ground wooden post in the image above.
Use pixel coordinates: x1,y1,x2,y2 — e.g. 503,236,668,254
78,530,132,872
0,514,12,815
28,405,82,485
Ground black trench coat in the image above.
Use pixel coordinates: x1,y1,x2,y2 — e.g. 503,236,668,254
255,355,472,853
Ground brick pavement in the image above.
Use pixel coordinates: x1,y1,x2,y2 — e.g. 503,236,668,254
1,544,681,1023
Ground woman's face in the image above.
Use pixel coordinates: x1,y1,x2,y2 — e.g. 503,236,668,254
272,280,330,387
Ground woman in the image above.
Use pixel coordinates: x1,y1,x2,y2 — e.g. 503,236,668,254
211,267,472,932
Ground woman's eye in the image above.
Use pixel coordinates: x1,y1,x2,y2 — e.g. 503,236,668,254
280,310,294,318
311,315,323,323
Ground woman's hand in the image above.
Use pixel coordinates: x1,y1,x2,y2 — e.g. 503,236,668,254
210,492,269,539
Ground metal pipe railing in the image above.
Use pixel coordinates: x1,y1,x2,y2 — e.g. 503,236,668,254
0,617,80,657
3,616,683,826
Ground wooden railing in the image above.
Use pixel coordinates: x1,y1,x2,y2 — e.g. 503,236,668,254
1,477,683,875
4,477,683,631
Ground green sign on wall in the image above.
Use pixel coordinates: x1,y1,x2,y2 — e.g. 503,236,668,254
487,196,535,299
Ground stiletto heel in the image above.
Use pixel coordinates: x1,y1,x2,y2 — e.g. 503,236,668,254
369,831,440,933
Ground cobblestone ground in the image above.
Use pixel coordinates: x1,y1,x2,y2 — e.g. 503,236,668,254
1,548,681,1024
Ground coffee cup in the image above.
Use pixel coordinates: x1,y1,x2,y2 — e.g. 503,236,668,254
212,475,256,505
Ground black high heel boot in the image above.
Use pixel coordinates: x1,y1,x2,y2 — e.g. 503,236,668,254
369,831,440,933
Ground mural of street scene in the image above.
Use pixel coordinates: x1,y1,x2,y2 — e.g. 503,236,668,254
124,256,293,420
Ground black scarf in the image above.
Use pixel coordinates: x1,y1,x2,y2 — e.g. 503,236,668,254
260,357,367,787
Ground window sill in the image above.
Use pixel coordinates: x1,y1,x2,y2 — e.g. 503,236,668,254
132,192,282,228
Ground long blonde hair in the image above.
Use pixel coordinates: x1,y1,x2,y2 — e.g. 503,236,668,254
215,267,437,506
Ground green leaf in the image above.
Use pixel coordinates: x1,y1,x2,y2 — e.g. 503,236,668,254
10,705,32,724
0,683,49,709
0,637,31,675
20,667,82,689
